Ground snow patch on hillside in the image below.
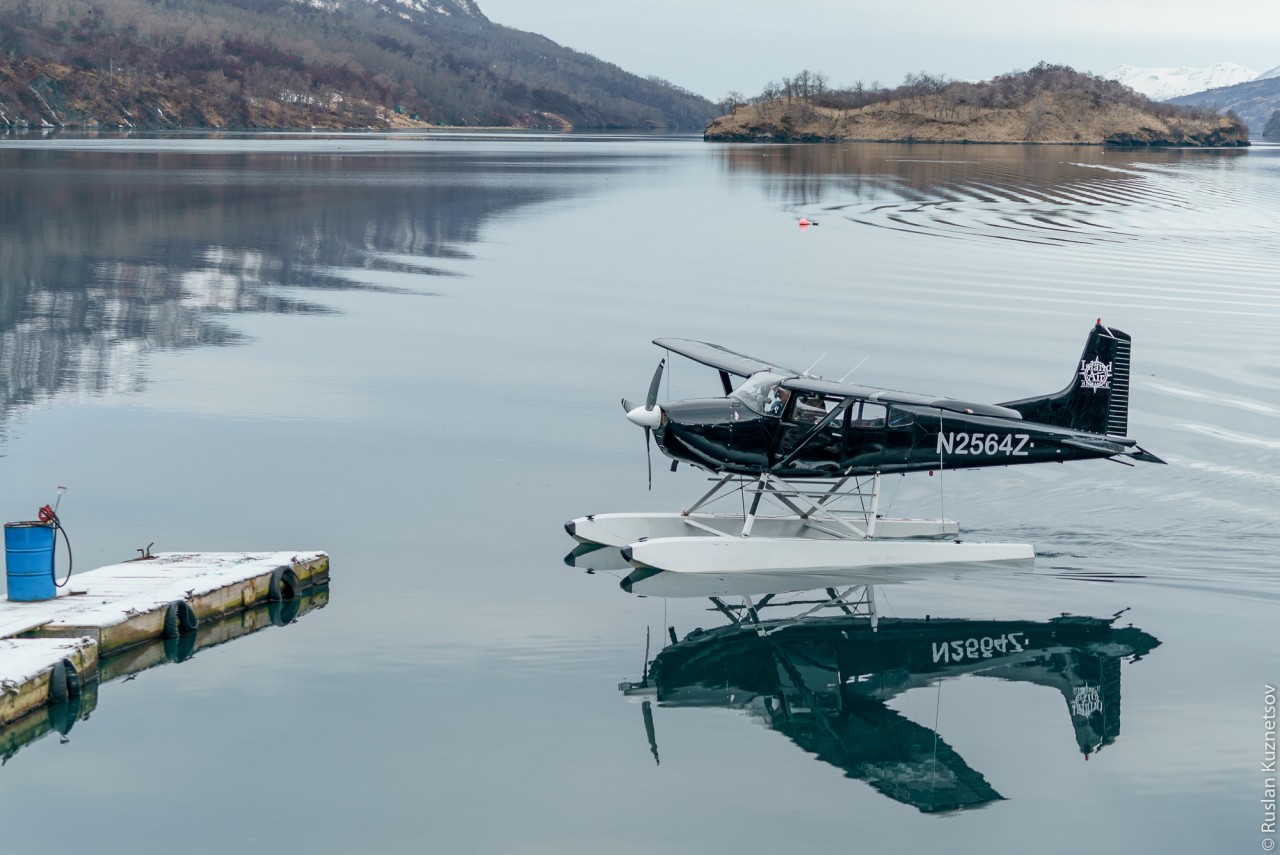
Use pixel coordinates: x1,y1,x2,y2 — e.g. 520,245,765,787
289,0,484,21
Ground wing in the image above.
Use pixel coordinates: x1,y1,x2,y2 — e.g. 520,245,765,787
652,338,801,378
653,342,1023,419
779,376,1023,420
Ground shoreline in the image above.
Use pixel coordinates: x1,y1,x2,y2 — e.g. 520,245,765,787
702,134,1252,147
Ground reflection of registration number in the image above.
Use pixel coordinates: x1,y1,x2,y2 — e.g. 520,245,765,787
936,432,1030,456
932,633,1027,664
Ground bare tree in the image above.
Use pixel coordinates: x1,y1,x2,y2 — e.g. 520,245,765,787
794,68,811,99
718,90,744,115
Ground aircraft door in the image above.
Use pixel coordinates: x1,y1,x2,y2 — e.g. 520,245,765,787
841,401,889,470
883,406,917,468
772,393,844,474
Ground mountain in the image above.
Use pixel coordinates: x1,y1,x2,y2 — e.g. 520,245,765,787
0,0,714,130
1104,63,1260,100
1166,75,1280,136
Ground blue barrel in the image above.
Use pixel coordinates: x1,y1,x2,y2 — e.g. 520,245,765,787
5,521,57,602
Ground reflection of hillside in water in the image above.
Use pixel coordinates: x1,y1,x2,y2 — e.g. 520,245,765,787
720,143,1250,246
0,147,566,423
624,602,1159,814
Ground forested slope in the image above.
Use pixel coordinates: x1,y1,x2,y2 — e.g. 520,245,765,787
0,0,714,130
1166,75,1280,136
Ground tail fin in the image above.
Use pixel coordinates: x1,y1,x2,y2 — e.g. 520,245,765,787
998,321,1132,436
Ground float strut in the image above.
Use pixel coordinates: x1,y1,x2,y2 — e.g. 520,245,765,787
682,474,736,516
741,474,768,537
708,597,740,624
867,472,881,538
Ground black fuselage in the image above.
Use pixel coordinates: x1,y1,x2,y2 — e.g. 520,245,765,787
640,323,1161,478
655,396,1134,478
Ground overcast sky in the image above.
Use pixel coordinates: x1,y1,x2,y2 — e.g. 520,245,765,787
477,0,1280,100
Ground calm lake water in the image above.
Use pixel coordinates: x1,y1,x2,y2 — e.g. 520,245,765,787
1,132,1278,853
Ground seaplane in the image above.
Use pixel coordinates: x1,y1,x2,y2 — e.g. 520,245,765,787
619,591,1161,811
566,320,1164,575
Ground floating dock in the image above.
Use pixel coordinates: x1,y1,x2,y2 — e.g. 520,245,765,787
2,587,328,765
0,636,98,729
0,551,328,735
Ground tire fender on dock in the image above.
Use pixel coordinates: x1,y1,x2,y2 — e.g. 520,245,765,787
268,567,299,602
48,657,82,704
162,600,199,638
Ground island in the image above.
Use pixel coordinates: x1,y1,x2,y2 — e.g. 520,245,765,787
706,64,1249,146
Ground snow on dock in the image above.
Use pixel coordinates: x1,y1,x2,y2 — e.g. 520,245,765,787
3,588,328,764
0,551,328,730
0,636,98,727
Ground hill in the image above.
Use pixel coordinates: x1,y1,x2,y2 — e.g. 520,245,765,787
706,64,1249,146
0,0,715,130
1166,75,1280,136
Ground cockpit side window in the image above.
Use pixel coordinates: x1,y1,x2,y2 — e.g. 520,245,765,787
788,393,836,425
731,372,791,416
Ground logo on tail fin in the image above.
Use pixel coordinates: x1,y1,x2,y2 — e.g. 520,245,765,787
1071,685,1102,717
1079,358,1112,391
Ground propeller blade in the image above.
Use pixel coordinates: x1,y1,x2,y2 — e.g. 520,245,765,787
645,359,665,410
642,625,651,681
624,360,666,489
642,699,660,765
645,426,653,490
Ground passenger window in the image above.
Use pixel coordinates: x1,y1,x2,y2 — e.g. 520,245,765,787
888,407,914,428
852,402,886,427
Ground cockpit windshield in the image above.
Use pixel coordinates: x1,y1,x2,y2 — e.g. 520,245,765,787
731,371,792,416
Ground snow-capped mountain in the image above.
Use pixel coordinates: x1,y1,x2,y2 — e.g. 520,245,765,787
1257,64,1280,81
1105,63,1260,100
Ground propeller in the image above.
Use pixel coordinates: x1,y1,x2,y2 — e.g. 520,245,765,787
622,359,665,489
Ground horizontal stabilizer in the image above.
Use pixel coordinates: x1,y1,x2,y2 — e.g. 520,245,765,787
1061,437,1167,464
1061,437,1128,456
1128,446,1167,464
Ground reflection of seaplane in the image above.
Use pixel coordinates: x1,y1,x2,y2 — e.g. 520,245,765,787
618,577,1159,812
567,322,1163,575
